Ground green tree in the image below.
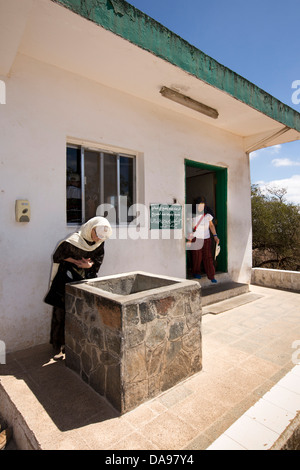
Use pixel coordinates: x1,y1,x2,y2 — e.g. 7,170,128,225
251,184,300,270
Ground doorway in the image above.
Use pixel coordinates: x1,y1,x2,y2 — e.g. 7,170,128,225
185,159,228,277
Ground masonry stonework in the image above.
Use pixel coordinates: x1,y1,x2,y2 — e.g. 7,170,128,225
65,272,202,413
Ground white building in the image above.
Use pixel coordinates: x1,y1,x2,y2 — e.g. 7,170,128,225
1,0,300,352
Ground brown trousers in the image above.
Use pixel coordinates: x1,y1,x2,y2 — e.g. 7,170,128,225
192,237,215,280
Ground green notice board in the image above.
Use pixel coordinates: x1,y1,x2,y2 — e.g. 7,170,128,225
150,204,182,229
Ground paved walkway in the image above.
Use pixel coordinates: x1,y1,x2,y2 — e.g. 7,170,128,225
0,285,299,450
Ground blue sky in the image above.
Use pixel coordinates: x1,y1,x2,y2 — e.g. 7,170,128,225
127,0,300,204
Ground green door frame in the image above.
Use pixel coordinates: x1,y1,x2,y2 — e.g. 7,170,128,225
185,159,228,273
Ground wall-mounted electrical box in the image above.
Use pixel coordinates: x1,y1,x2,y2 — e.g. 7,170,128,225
15,200,30,222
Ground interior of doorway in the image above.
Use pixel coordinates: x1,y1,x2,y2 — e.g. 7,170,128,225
185,166,216,215
185,160,227,279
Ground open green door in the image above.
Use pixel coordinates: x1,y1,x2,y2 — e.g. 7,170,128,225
185,159,228,274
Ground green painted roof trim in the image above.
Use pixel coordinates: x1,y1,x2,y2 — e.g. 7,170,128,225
52,0,300,132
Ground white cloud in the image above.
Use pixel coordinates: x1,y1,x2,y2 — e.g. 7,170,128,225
272,158,300,167
256,175,300,205
250,144,282,160
249,151,259,161
268,144,282,154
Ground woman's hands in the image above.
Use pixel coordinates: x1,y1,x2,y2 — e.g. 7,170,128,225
64,257,94,269
213,236,220,245
76,258,94,269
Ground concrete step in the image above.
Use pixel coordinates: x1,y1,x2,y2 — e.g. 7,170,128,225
201,281,249,306
188,272,250,306
188,271,232,287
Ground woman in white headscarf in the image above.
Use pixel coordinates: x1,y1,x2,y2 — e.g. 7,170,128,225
44,217,112,356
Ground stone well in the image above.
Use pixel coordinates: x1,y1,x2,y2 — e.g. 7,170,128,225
65,271,202,414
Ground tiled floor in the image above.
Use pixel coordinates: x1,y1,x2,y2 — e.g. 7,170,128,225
207,365,300,449
0,284,299,450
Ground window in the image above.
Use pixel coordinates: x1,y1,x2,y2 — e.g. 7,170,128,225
66,144,136,225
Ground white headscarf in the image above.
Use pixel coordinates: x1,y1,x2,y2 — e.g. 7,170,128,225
48,217,112,286
66,216,112,251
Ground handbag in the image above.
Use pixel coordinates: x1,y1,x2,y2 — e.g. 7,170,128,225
190,214,205,243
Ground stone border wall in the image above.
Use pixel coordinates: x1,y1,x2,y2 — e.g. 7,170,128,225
251,268,300,292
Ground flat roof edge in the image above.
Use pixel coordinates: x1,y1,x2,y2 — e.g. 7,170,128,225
52,0,300,133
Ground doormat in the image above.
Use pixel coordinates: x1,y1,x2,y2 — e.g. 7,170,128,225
202,292,263,315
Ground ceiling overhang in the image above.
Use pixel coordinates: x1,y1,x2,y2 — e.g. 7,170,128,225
1,0,300,151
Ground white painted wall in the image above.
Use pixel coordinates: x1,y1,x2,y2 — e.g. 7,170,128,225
0,54,251,352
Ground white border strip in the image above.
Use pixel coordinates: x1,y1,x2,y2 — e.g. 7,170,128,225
207,365,300,450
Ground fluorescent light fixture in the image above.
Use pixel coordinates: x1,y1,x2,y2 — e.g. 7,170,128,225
160,86,219,119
